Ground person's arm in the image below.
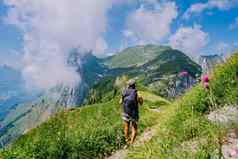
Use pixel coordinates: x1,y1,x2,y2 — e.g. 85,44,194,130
135,90,139,106
136,91,143,106
119,97,123,105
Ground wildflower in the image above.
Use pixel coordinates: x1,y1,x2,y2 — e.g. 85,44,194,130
201,74,209,83
179,71,188,77
230,147,238,157
203,82,209,89
201,74,209,89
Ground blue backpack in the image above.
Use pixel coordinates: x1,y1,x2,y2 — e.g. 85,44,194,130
123,88,137,106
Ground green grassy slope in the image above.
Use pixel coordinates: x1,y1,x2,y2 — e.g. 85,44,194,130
142,49,201,78
126,53,238,158
0,92,169,158
0,97,56,147
104,45,171,68
104,45,201,78
85,47,201,104
1,52,236,158
0,44,201,147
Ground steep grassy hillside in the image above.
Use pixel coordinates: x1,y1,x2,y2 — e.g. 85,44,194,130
141,49,200,78
125,53,238,158
0,92,168,158
1,52,236,159
104,45,201,78
86,48,201,104
0,95,60,147
104,45,171,68
0,44,201,148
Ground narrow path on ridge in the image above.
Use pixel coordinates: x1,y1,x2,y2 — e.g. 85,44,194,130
105,108,161,159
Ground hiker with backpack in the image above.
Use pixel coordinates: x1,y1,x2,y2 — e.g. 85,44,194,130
121,79,143,145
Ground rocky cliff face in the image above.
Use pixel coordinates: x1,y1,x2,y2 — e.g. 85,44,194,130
54,83,87,108
199,54,224,74
56,50,107,107
0,50,106,146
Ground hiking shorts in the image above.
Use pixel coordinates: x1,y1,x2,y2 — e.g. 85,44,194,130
122,103,139,122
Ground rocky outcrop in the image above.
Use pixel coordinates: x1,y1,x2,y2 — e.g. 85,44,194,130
207,105,238,126
199,54,224,74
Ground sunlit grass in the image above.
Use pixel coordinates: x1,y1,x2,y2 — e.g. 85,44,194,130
0,92,164,158
126,53,238,158
1,53,238,159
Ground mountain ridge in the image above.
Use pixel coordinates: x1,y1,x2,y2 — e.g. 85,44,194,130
1,52,238,158
0,44,201,147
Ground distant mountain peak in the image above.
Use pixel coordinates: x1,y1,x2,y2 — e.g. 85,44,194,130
104,44,173,69
199,54,224,74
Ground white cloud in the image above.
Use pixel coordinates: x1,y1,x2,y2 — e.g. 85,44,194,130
124,1,178,46
217,42,238,55
229,17,238,30
217,42,230,54
4,0,114,90
169,25,210,58
183,3,207,19
183,0,238,19
94,37,108,57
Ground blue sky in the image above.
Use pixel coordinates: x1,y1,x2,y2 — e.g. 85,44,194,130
105,0,238,55
0,0,237,89
0,0,238,56
0,1,21,53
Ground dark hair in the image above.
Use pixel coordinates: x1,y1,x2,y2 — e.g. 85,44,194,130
128,84,136,89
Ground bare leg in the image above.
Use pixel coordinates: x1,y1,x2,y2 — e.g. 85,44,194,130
130,121,137,144
124,121,129,143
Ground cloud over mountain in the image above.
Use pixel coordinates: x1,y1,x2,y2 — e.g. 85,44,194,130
4,0,114,90
169,25,209,59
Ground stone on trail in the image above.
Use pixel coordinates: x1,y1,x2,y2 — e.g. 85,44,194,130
207,105,238,126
